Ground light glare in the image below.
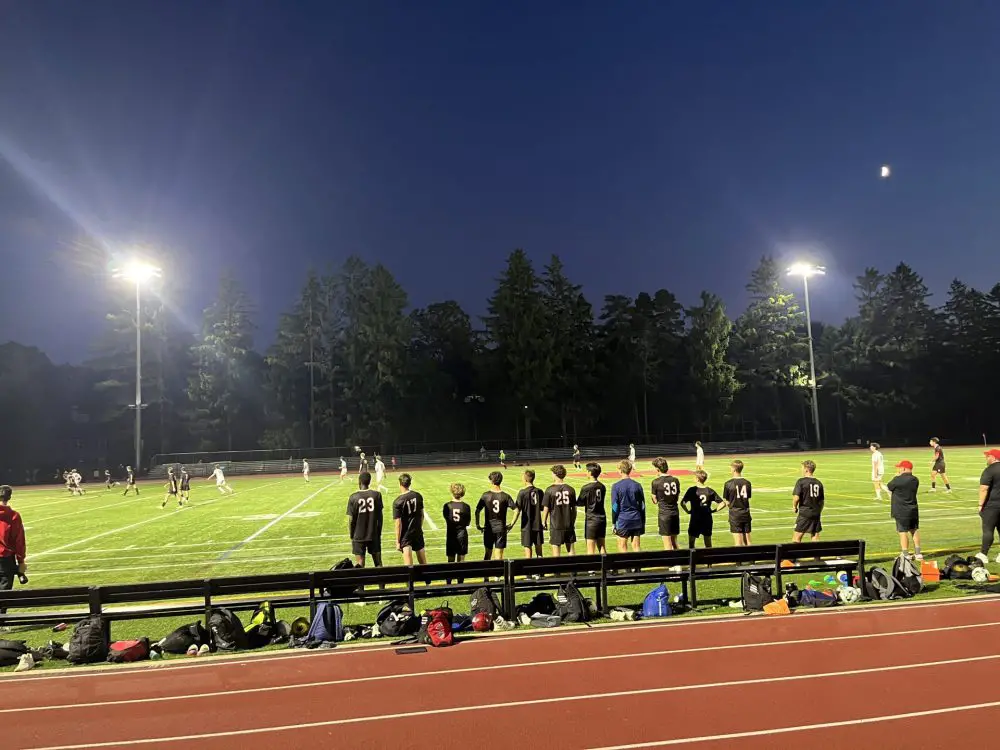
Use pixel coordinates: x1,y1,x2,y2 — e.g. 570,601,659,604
114,260,161,284
787,262,826,279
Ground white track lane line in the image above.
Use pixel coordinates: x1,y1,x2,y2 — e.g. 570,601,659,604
4,619,997,714
20,653,1000,749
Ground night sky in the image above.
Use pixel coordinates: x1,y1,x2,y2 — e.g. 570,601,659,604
3,1,1000,363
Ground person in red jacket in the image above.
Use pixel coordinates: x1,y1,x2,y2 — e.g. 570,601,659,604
0,485,27,624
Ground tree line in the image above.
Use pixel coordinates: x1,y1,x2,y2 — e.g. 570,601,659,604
1,250,998,480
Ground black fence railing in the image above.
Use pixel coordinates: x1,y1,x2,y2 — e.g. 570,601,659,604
0,541,865,645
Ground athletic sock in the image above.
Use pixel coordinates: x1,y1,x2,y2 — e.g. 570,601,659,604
932,482,936,489
914,546,921,556
946,484,951,490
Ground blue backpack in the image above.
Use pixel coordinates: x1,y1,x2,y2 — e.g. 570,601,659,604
642,584,672,618
799,589,839,608
307,602,344,643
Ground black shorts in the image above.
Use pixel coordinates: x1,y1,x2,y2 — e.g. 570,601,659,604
585,518,607,540
795,514,823,535
484,524,508,550
729,514,752,534
894,513,919,533
688,519,713,538
549,528,576,547
352,538,381,557
181,485,190,493
521,528,544,548
614,524,643,539
446,531,469,557
400,531,425,552
168,489,177,496
933,461,946,474
658,513,680,537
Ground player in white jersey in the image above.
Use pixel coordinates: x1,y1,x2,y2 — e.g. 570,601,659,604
374,455,387,492
870,443,885,500
70,471,84,495
339,457,348,481
208,465,234,494
628,444,636,469
302,460,310,483
695,441,705,471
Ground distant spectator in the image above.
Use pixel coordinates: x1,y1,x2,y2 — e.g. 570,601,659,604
887,460,921,560
976,449,1000,565
0,485,27,627
612,460,645,552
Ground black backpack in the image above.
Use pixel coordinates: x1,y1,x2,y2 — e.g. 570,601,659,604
208,607,248,651
0,639,28,667
891,555,923,597
470,587,502,618
67,616,110,664
741,573,775,612
942,554,972,580
556,582,589,623
376,600,419,638
867,567,907,600
323,558,361,599
160,622,211,654
516,592,557,618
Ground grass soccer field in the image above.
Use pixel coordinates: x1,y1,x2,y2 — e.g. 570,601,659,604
6,446,996,653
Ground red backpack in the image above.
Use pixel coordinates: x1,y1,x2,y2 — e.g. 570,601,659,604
107,638,151,663
418,607,454,647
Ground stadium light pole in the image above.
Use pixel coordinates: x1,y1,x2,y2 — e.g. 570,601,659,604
112,260,162,473
787,263,825,449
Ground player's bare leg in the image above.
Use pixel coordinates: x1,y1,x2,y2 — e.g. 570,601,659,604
415,548,428,565
629,535,641,552
873,479,884,501
401,546,413,566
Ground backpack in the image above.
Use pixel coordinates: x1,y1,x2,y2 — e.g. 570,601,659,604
377,600,420,638
741,573,775,612
892,555,924,597
530,614,563,628
107,638,151,663
556,582,589,623
867,567,908,600
0,639,28,668
246,602,280,648
208,608,248,651
323,558,360,599
470,587,502,618
160,622,211,654
798,589,839,608
418,607,454,647
305,602,344,644
67,616,110,664
942,555,972,580
516,593,556,618
641,584,672,618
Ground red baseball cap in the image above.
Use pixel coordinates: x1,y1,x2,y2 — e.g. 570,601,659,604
895,460,913,470
985,449,1000,460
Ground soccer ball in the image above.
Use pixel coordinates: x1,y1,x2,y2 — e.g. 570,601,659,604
838,586,862,604
972,566,990,583
880,165,891,178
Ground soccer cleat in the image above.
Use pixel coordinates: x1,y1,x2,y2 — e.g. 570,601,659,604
975,552,990,566
915,553,924,561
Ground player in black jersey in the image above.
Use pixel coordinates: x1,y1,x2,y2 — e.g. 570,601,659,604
104,470,118,490
542,465,577,556
179,468,191,505
650,457,682,550
929,438,952,493
476,471,518,560
347,471,384,567
578,462,607,554
393,473,427,566
723,459,752,546
444,482,472,562
680,470,723,548
160,468,180,508
516,470,545,558
573,445,582,470
792,460,825,542
122,466,138,496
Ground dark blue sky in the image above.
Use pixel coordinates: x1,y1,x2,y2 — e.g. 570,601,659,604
3,1,999,363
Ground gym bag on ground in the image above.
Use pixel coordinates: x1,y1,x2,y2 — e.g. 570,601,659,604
798,589,839,608
305,601,344,643
0,639,28,667
556,582,589,623
160,622,211,654
469,587,502,618
641,584,672,618
68,616,110,664
891,555,924,597
377,600,419,638
107,638,151,663
741,573,775,612
867,567,908,600
418,606,454,647
208,607,248,651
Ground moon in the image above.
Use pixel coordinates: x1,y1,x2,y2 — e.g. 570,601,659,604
880,165,891,178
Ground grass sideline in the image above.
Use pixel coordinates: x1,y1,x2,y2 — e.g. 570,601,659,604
3,446,996,666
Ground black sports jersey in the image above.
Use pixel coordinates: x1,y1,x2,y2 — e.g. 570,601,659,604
980,463,1000,506
578,481,607,519
723,478,752,513
126,470,135,485
477,491,515,530
887,474,919,514
180,474,190,491
793,477,825,515
933,446,944,462
347,489,383,542
393,491,424,540
651,475,681,515
443,500,472,532
517,487,544,531
167,475,178,493
543,484,577,530
681,486,721,521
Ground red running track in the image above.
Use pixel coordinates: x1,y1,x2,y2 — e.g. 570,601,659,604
1,597,999,749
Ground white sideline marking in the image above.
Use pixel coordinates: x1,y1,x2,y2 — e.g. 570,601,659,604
424,509,439,531
20,653,1000,748
4,620,997,715
216,482,335,560
6,597,998,684
31,479,295,559
588,702,1000,748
